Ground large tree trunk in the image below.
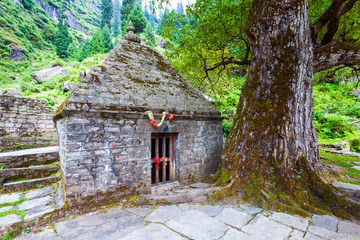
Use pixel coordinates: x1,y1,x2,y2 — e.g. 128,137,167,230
221,0,360,218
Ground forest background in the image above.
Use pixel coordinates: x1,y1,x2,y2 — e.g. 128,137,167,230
0,0,360,159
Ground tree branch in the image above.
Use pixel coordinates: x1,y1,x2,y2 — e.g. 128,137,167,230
311,0,359,45
314,40,360,72
321,0,359,45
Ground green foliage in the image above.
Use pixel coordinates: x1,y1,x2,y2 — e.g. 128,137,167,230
89,29,104,55
54,15,72,58
20,0,35,9
156,7,169,35
101,24,113,53
120,0,135,34
127,3,147,33
100,0,113,30
314,113,353,139
222,122,232,137
113,0,121,37
349,137,360,153
144,22,156,46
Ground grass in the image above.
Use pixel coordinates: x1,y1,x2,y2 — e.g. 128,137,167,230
0,209,26,220
320,148,360,185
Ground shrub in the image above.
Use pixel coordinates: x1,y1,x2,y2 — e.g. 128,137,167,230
222,121,232,137
314,113,354,139
350,137,360,153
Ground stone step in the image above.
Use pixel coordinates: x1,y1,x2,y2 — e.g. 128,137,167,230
0,146,58,168
2,176,60,192
332,181,360,202
0,165,60,183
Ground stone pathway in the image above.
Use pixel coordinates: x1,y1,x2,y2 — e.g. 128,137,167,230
0,183,63,234
13,203,360,240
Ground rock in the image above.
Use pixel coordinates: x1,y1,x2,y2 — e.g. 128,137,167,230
151,181,179,194
9,47,24,61
352,88,360,98
324,149,360,158
51,62,63,67
289,230,305,240
6,73,15,80
61,81,75,92
2,88,22,96
166,209,230,240
241,215,293,240
353,166,360,171
157,38,168,49
31,66,68,83
322,141,350,151
231,67,247,77
332,181,360,201
12,0,21,6
311,214,338,232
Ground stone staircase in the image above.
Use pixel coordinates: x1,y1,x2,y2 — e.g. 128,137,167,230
0,146,60,193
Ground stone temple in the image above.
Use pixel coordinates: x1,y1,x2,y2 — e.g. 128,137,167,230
54,22,223,206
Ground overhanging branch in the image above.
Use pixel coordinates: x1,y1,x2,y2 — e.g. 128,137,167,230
314,40,360,72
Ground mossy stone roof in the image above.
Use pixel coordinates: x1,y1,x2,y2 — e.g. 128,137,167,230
57,40,220,117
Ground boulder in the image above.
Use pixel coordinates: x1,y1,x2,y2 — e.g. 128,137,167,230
12,0,21,6
2,88,23,96
31,66,68,83
9,48,24,61
351,88,360,98
51,62,63,67
61,81,75,92
157,38,168,49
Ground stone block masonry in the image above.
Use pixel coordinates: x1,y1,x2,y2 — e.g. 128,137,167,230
0,95,58,152
57,111,223,204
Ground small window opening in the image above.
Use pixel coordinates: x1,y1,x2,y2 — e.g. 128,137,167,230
151,133,176,184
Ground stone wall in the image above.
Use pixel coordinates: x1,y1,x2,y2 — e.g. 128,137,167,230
56,111,223,204
0,95,58,152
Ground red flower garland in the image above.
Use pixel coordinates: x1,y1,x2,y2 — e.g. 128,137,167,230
153,157,161,170
168,114,173,120
152,157,170,170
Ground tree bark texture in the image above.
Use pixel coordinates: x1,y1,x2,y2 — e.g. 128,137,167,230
222,0,322,192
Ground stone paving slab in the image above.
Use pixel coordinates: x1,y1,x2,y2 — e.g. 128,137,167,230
0,214,21,226
24,186,53,199
197,205,224,217
18,196,52,210
269,212,309,231
120,223,185,240
166,209,230,240
337,220,360,238
220,228,254,240
55,209,127,239
216,208,253,229
289,229,305,240
14,228,63,240
0,206,13,212
0,192,21,204
144,205,182,223
311,214,339,232
307,225,349,239
72,212,145,240
0,146,58,158
241,215,293,240
126,207,153,217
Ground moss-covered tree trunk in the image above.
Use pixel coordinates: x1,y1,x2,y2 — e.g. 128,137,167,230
222,0,360,218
